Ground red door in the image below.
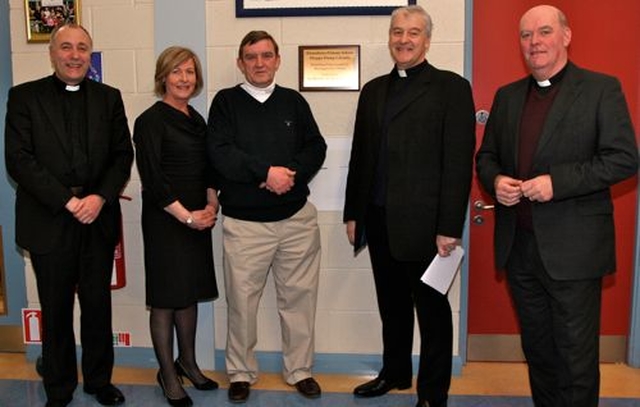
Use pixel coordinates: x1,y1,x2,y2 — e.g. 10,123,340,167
468,0,640,361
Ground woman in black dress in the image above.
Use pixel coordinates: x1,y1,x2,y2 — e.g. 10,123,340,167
134,46,218,406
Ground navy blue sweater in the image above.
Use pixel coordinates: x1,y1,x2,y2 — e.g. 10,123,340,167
207,85,326,222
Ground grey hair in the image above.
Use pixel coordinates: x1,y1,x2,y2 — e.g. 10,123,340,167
390,5,433,38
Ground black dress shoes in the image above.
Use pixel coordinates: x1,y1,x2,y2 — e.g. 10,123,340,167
228,381,250,403
294,377,322,398
45,397,72,407
156,371,193,407
174,359,219,390
83,383,125,405
353,376,412,397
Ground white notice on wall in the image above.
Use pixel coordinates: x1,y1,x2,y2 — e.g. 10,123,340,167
308,136,351,211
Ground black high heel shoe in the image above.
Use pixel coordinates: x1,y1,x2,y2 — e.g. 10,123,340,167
175,359,219,390
156,371,193,407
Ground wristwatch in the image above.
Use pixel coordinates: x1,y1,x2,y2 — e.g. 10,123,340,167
185,214,194,226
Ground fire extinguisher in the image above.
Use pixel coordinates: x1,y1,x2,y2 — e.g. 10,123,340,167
111,195,131,290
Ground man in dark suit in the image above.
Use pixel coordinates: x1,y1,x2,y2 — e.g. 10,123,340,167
343,6,475,407
476,5,638,406
5,24,133,407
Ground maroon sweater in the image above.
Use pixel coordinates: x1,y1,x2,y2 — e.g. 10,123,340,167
516,82,561,229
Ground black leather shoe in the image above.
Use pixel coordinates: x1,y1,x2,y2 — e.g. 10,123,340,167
294,377,321,398
45,398,72,407
228,381,250,403
353,376,412,397
83,384,125,405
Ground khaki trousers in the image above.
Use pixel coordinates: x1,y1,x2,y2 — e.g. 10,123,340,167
223,201,321,385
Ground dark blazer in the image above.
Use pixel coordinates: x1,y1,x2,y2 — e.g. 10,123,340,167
5,75,133,254
476,62,638,280
344,62,476,262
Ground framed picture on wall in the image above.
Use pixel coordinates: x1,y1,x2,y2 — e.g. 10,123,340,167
24,0,81,43
236,0,416,17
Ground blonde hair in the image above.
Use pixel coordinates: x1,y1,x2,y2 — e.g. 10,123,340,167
154,46,204,98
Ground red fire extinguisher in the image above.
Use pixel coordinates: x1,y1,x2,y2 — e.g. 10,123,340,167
111,195,131,290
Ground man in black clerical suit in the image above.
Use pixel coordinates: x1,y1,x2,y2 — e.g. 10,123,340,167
476,5,638,406
343,6,475,407
5,24,133,407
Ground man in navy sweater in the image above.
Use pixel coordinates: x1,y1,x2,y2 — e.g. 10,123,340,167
207,30,326,404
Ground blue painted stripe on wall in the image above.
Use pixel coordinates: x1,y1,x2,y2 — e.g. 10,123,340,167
0,0,28,327
153,0,213,369
26,344,464,376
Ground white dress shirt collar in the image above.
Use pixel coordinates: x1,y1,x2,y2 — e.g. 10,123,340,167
241,81,276,103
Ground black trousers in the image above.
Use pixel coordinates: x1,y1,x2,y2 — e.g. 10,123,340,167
365,205,452,403
30,218,115,402
506,228,601,407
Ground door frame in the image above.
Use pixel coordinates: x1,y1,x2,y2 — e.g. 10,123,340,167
630,216,640,366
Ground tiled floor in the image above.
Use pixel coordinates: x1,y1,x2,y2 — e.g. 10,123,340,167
2,380,640,407
1,353,639,406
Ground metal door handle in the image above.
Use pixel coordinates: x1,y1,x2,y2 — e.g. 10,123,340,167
474,200,495,211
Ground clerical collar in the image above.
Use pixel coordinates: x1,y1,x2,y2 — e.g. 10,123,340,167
52,74,85,93
395,60,428,79
241,81,276,103
536,79,551,88
532,64,568,89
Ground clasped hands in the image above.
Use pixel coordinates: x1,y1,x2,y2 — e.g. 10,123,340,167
66,194,105,224
494,174,553,207
260,166,296,195
187,205,218,230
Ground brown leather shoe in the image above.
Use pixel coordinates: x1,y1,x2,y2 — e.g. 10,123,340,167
228,381,250,403
294,377,321,398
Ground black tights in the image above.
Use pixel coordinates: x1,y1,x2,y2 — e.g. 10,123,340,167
150,304,208,398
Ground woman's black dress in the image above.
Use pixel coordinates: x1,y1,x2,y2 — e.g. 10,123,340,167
133,101,218,308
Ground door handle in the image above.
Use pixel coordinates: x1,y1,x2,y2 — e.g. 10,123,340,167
474,200,495,211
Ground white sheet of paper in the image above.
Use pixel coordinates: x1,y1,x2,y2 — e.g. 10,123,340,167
420,246,465,295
